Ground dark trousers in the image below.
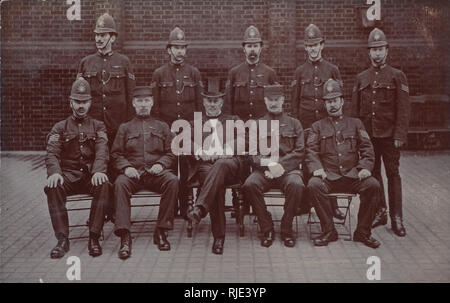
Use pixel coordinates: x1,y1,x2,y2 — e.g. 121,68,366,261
307,176,379,237
44,175,110,239
113,170,179,236
372,137,403,218
242,170,305,235
195,158,241,239
177,156,191,217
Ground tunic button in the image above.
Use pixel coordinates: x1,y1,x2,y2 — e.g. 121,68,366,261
337,131,341,134
373,91,376,94
315,88,318,90
339,165,343,169
315,110,318,113
250,91,254,94
103,94,106,98
80,168,83,171
250,102,253,106
249,114,253,118
80,145,83,148
372,112,376,116
78,124,81,127
251,69,254,72
372,101,376,105
177,102,180,106
103,59,106,62
177,79,180,82
315,66,317,69
104,107,106,110
176,90,180,94
315,99,318,102
177,114,181,118
338,153,342,157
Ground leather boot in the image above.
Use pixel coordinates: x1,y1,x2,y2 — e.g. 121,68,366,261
372,207,388,228
50,237,70,259
391,215,406,237
153,228,171,251
118,231,132,260
88,233,102,257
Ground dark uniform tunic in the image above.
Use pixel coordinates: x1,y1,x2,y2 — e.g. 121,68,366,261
45,116,110,239
187,113,243,239
351,64,410,217
111,116,179,234
225,62,278,120
151,62,203,124
151,62,203,217
291,59,342,129
242,112,305,236
77,51,136,143
306,115,380,236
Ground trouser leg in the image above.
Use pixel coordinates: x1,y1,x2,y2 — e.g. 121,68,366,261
86,180,111,234
113,174,139,236
242,171,273,234
372,138,387,210
145,170,179,230
209,187,226,239
307,177,334,233
44,176,76,239
350,177,380,237
178,156,191,217
279,172,305,235
381,139,402,218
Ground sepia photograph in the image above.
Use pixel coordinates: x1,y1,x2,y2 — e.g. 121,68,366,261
1,0,449,290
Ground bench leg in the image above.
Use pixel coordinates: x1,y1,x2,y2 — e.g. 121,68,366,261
186,191,194,238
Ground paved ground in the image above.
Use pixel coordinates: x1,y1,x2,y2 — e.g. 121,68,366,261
1,151,449,283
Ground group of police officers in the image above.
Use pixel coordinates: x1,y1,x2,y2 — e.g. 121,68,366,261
44,13,410,260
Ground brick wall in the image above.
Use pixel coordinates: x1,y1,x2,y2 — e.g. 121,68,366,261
1,0,449,150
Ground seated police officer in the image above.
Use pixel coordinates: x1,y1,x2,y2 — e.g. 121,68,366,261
242,84,306,248
186,90,243,255
306,79,381,248
44,78,110,259
111,86,179,259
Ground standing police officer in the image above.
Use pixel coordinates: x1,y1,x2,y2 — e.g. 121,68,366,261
291,24,344,220
45,78,110,259
225,25,278,120
291,24,342,130
352,28,410,237
77,13,136,145
151,26,203,218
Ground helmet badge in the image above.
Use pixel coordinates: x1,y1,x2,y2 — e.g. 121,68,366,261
249,28,256,38
327,83,333,92
308,30,314,38
374,33,380,40
177,31,183,40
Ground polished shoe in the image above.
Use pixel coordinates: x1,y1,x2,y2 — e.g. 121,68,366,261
118,232,132,260
187,206,203,224
153,229,171,251
281,234,296,248
313,229,338,246
391,216,406,237
88,237,102,257
50,238,70,259
212,238,224,255
333,208,346,220
260,230,275,247
372,207,388,228
353,232,381,248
